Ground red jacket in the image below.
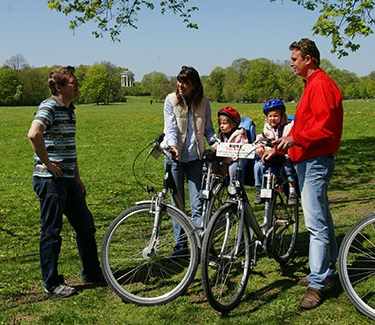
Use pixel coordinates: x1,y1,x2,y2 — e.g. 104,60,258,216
289,69,343,163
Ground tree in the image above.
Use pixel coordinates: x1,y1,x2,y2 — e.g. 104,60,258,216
204,67,226,102
272,0,375,57
141,71,171,100
80,64,111,104
222,67,243,102
3,54,29,71
0,68,23,106
47,0,198,41
243,59,282,102
18,67,50,106
79,62,125,104
48,1,375,57
368,71,375,80
276,62,303,101
358,76,375,98
122,81,148,96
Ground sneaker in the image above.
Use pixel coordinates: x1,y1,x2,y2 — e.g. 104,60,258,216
44,284,77,298
254,187,262,204
288,191,297,205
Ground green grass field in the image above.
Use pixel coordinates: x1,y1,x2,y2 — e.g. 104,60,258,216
1,96,374,324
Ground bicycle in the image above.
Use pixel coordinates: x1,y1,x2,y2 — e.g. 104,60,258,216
101,134,227,305
338,212,375,320
201,142,299,313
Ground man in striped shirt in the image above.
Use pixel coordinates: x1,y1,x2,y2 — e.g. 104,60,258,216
28,66,104,298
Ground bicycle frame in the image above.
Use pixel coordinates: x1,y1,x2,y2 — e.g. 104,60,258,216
200,154,226,229
135,145,226,253
218,147,291,264
135,160,202,252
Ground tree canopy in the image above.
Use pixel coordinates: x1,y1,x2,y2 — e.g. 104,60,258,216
1,55,375,106
47,0,198,40
4,54,29,71
48,1,374,57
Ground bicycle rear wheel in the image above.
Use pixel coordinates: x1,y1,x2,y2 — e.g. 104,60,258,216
201,202,252,313
102,203,199,305
338,213,375,320
267,192,299,264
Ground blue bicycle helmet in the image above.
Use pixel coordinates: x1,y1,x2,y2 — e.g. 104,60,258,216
263,98,286,115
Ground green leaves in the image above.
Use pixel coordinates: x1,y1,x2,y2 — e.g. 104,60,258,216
289,0,375,57
48,1,374,58
47,0,199,42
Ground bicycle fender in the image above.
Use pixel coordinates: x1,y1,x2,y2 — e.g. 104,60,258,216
163,203,202,243
135,200,153,205
134,200,201,243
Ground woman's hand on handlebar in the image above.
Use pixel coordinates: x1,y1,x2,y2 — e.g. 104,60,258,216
170,145,180,160
256,145,265,158
211,141,219,151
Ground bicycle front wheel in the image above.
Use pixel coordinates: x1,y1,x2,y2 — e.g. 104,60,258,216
267,192,299,265
204,180,227,227
201,202,252,313
338,213,375,320
102,203,199,305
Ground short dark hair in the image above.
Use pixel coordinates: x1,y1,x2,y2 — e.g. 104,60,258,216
289,38,320,67
176,66,203,106
48,66,76,95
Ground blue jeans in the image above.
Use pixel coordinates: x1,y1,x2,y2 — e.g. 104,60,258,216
254,156,296,188
169,159,203,249
254,157,264,188
228,159,248,185
32,177,102,290
295,156,337,290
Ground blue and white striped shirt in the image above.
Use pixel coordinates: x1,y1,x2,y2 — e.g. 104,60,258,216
32,98,77,178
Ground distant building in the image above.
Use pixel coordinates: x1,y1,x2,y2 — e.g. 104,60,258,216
121,70,135,87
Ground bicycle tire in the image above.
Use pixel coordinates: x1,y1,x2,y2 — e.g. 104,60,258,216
201,202,252,313
338,212,375,320
267,192,299,264
102,203,199,305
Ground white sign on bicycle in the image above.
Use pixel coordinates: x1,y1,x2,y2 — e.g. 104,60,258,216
216,143,256,159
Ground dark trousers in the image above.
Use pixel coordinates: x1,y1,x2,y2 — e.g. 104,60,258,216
32,177,101,290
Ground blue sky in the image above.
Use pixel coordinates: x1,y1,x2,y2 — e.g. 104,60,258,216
1,0,374,80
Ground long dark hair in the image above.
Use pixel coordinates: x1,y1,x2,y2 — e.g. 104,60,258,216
175,66,204,107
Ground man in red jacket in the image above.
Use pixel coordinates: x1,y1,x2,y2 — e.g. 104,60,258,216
277,38,343,310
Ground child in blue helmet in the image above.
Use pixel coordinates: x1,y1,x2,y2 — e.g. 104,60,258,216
254,99,297,204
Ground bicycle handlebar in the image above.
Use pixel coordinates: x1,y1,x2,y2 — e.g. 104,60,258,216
216,142,256,160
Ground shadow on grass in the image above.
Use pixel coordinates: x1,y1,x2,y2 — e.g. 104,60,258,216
0,251,39,264
331,137,375,191
1,289,49,312
0,226,18,237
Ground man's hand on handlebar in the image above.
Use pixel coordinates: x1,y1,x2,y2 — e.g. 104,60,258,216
260,136,295,161
274,136,295,151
